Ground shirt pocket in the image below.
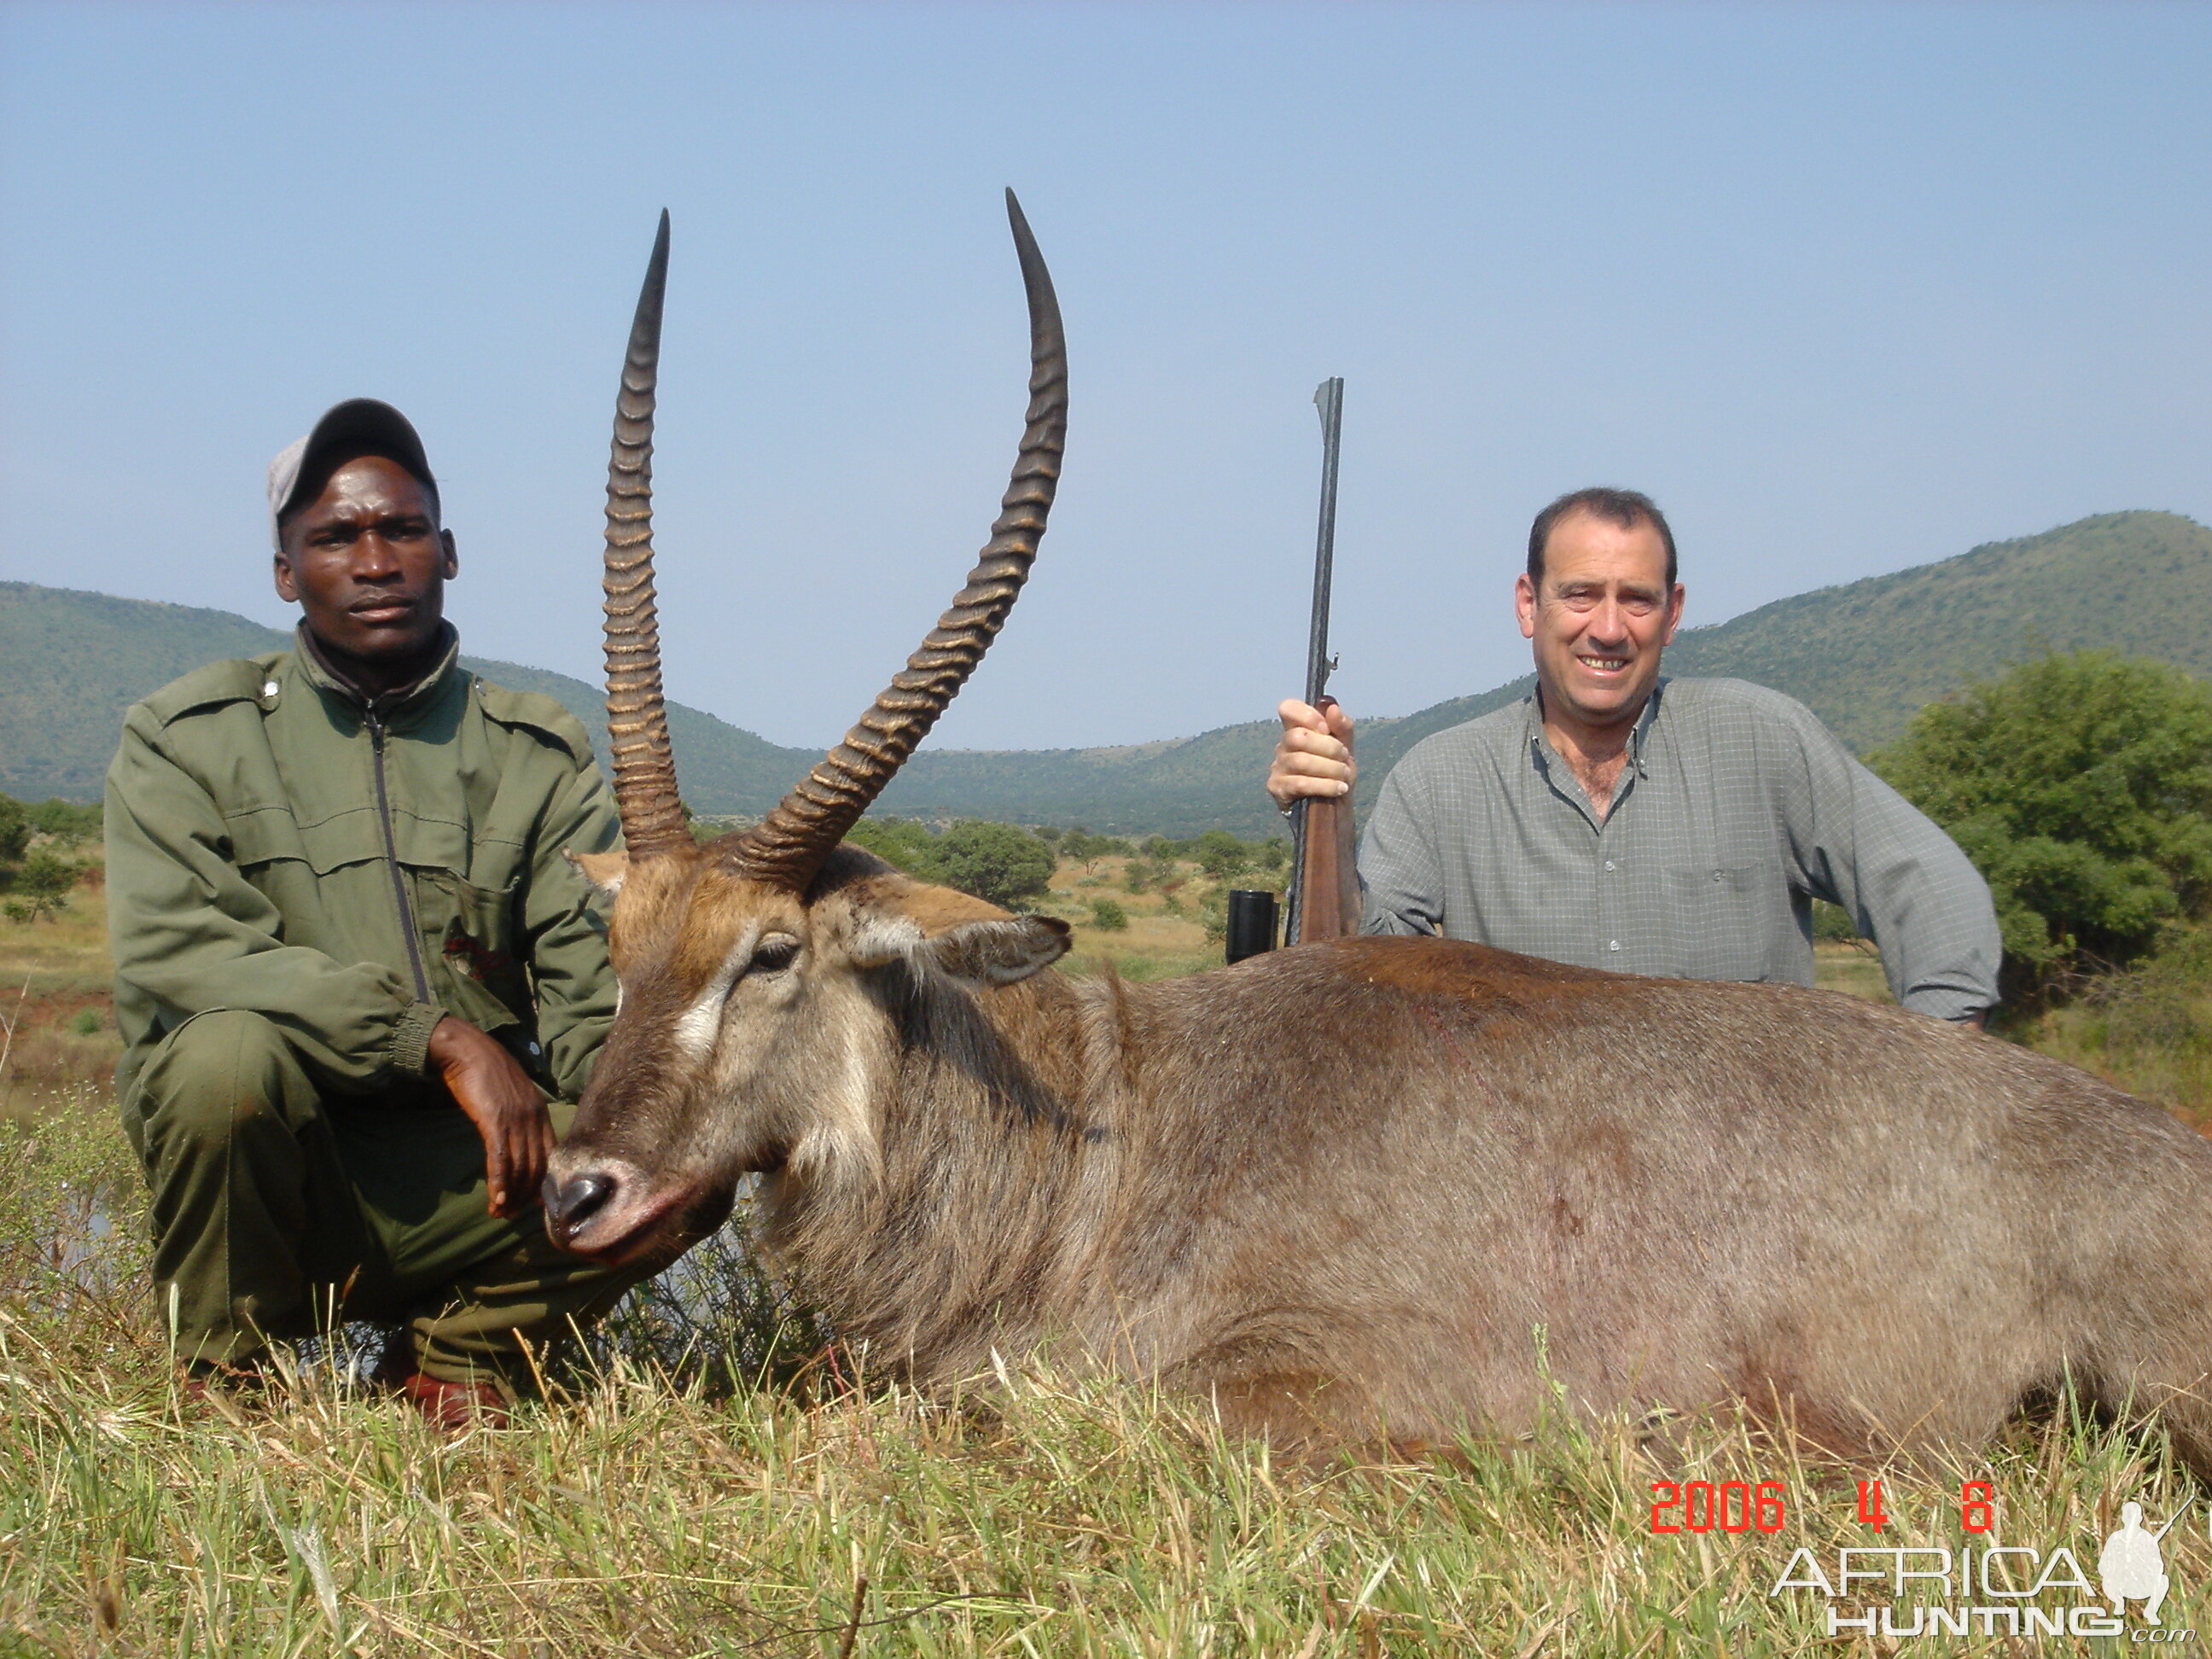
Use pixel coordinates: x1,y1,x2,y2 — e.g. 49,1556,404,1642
414,868,534,1039
1661,864,1771,981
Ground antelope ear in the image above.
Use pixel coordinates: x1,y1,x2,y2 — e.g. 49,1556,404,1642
920,916,1071,987
568,848,631,897
845,911,1070,987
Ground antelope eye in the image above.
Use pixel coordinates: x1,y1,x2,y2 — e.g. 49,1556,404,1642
750,935,801,975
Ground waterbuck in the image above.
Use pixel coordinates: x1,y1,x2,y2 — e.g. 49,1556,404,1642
546,197,2212,1471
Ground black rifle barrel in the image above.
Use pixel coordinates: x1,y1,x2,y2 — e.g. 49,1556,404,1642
1304,377,1345,707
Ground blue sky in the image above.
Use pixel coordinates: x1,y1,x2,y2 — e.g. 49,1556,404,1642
4,2,2208,754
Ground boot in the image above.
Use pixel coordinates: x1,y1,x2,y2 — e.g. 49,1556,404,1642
398,1370,511,1431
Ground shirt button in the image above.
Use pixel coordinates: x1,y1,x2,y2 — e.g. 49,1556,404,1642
1604,859,1616,871
1608,939,1621,952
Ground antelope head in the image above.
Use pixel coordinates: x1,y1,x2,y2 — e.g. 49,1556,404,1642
544,195,1068,1264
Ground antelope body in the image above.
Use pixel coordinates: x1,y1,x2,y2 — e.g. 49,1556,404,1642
546,199,2212,1470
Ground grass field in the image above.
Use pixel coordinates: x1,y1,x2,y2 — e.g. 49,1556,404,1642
8,851,2212,1655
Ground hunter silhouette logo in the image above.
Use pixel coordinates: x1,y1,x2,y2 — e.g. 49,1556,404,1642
2100,1501,2186,1624
1765,1495,2199,1640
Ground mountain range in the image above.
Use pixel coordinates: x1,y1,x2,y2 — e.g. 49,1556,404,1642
6,509,2209,836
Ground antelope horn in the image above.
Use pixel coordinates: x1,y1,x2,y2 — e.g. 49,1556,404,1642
599,210,692,859
730,189,1068,889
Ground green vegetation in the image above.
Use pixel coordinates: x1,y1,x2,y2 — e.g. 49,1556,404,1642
1086,897,1128,931
6,1110,2211,1653
3,853,76,924
15,509,2212,834
2019,922,2212,1125
1875,651,2212,998
0,791,96,924
844,818,1057,911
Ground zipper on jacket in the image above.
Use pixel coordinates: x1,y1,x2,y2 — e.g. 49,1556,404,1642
367,708,434,1002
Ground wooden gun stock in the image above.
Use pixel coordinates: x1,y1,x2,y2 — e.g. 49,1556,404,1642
1290,696,1361,942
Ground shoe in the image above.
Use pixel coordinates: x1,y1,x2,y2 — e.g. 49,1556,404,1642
398,1370,511,1431
179,1358,274,1410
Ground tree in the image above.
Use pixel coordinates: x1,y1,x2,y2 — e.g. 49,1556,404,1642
25,799,100,847
3,853,77,923
0,795,27,868
1088,897,1129,931
1873,651,2212,995
844,817,949,882
933,821,1056,910
1192,830,1252,882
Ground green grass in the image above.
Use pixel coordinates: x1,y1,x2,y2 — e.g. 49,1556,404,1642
8,1103,2212,1656
11,870,2212,1651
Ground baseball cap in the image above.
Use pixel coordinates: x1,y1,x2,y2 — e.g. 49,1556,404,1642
266,399,438,549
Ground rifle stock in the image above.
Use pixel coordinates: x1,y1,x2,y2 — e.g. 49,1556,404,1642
1290,696,1361,940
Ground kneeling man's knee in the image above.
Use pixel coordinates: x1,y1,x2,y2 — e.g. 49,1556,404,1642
135,1010,309,1144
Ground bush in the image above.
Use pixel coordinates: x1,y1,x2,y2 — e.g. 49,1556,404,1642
1087,898,1130,931
26,799,101,847
1192,830,1250,882
844,816,948,881
0,795,27,867
934,821,1057,910
3,853,77,923
1873,651,2212,998
1811,899,1865,946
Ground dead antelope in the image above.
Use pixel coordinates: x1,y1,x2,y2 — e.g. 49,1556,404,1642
546,197,2212,1471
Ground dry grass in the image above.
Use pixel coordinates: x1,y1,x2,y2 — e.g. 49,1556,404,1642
0,863,117,1121
7,1109,2210,1656
10,856,2212,1652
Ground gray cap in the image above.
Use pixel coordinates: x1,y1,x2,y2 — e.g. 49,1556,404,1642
266,399,436,549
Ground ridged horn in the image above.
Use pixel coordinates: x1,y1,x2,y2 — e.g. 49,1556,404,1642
730,189,1067,890
601,209,692,859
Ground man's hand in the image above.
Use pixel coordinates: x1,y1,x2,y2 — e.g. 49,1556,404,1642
427,1016,554,1218
1267,698,1357,811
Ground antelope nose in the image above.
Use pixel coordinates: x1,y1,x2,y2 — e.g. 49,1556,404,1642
543,1170,616,1246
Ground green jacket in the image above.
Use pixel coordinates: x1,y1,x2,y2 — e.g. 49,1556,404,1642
106,627,620,1107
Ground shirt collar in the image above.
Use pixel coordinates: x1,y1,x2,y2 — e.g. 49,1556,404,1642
294,620,461,720
1522,678,1670,777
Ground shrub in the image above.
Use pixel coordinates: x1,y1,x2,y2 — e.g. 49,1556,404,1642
26,799,102,847
844,816,948,882
3,853,77,923
933,821,1057,910
0,795,27,867
1874,651,2212,998
1088,898,1130,931
1192,830,1250,882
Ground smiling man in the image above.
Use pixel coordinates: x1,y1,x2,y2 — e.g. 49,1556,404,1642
105,399,677,1427
1266,486,2000,1024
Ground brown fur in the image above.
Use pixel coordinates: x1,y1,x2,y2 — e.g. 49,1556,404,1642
550,845,2212,1471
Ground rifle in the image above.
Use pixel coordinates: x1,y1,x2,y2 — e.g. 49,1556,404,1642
1286,377,1360,945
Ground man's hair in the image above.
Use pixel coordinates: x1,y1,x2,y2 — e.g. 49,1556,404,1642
1527,487,1676,590
276,444,441,543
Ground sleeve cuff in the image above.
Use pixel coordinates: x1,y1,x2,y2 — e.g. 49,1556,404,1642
1901,987,1995,1025
392,1001,446,1077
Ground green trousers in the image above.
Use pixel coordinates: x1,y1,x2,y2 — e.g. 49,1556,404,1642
119,1008,661,1389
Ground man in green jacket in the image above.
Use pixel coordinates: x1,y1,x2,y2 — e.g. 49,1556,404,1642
107,399,678,1426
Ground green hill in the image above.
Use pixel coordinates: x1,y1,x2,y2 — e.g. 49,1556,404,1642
6,510,2209,835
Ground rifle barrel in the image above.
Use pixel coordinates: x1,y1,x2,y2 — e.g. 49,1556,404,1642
1305,377,1345,707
